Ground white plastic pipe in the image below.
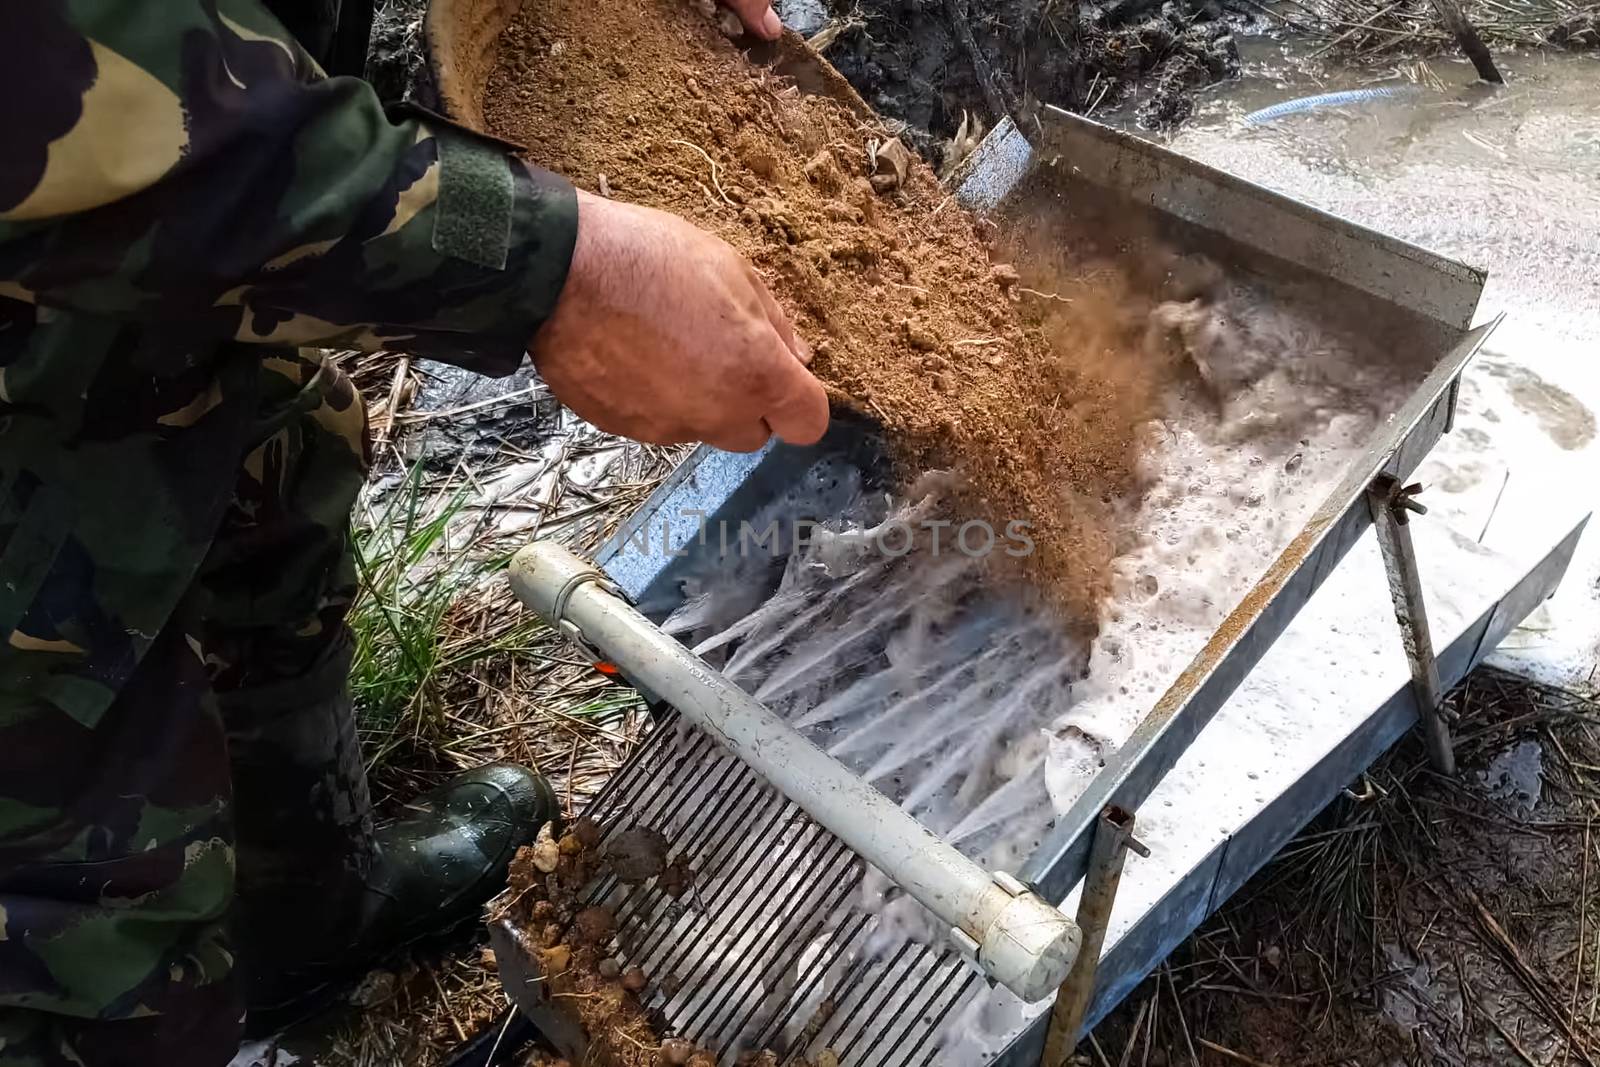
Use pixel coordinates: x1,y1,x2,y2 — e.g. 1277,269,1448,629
509,541,1081,1002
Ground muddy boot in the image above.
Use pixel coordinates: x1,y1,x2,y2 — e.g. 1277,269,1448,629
351,761,560,952
224,642,557,1035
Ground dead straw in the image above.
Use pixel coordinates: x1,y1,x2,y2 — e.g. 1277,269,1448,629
1287,0,1598,56
1084,666,1600,1065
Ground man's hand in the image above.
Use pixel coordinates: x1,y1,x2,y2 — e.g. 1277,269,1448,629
530,192,830,452
724,0,785,39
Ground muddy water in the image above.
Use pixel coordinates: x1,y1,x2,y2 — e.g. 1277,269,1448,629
1150,41,1600,684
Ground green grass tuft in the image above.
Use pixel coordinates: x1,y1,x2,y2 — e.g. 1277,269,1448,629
347,463,547,777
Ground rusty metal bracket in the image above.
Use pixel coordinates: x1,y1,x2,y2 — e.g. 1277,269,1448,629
1367,476,1457,776
1041,807,1150,1066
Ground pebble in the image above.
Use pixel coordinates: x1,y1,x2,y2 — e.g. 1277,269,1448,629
659,1039,695,1066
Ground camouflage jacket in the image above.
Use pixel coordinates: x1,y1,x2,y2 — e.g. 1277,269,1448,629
0,0,576,729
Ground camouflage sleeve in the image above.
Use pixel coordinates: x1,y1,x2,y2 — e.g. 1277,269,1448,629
0,0,577,375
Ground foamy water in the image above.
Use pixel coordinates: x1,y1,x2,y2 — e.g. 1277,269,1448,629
662,258,1422,929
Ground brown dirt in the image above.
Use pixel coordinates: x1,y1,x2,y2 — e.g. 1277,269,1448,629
484,0,1164,626
497,817,827,1067
501,819,676,1067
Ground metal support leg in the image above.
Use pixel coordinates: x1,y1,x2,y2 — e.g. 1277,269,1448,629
1368,476,1457,776
1041,807,1149,1066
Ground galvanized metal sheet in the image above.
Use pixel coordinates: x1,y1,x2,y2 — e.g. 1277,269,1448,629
1030,107,1486,329
992,514,1588,1065
1020,318,1499,904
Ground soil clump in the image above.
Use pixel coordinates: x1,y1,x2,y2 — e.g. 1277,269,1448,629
498,819,828,1067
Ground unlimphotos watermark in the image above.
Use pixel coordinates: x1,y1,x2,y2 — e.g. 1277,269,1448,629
617,509,1035,559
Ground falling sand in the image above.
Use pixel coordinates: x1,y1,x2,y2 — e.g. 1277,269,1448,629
484,0,1161,629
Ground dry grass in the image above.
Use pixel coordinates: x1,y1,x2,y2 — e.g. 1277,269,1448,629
1087,666,1600,1066
1263,0,1600,57
334,350,687,814
324,949,506,1067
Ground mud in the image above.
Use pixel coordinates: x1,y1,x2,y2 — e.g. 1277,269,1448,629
498,820,829,1067
1482,358,1597,452
484,0,1168,625
817,0,1246,160
501,822,679,1067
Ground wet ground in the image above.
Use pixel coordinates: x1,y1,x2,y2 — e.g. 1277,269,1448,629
801,0,1250,162
1149,39,1600,687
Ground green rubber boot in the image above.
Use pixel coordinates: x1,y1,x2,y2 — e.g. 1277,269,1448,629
225,649,558,1035
239,760,558,1035
354,763,560,951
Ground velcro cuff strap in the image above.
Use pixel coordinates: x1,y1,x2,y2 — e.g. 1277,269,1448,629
433,132,515,271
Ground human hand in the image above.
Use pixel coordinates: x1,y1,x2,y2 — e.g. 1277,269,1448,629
530,191,829,451
721,0,785,40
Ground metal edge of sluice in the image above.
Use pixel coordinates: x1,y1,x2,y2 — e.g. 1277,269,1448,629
1020,317,1498,904
1028,105,1486,330
992,515,1591,1066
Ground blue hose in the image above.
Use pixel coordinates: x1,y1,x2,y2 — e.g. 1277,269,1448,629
1244,85,1422,125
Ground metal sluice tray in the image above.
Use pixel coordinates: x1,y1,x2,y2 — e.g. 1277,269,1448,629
497,108,1510,1066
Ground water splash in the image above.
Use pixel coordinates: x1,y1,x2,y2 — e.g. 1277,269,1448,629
662,467,1087,878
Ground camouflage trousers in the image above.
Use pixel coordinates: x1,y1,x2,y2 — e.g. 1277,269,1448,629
0,349,371,1067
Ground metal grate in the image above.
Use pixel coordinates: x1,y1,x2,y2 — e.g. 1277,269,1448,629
578,715,985,1066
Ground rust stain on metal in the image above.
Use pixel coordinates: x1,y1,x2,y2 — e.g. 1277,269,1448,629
1150,505,1339,716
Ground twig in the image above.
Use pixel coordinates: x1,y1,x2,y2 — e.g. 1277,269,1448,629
1144,980,1158,1067
1197,1039,1277,1067
392,385,544,424
1309,1,1404,55
1469,888,1599,1066
1455,941,1476,1037
1017,287,1074,304
1575,818,1593,1047
565,734,579,816
1479,991,1547,1067
484,1010,517,1065
1165,964,1200,1067
1116,999,1150,1067
612,1028,660,1053
943,0,1013,122
428,965,469,1044
374,355,411,449
1480,468,1511,542
669,139,735,206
